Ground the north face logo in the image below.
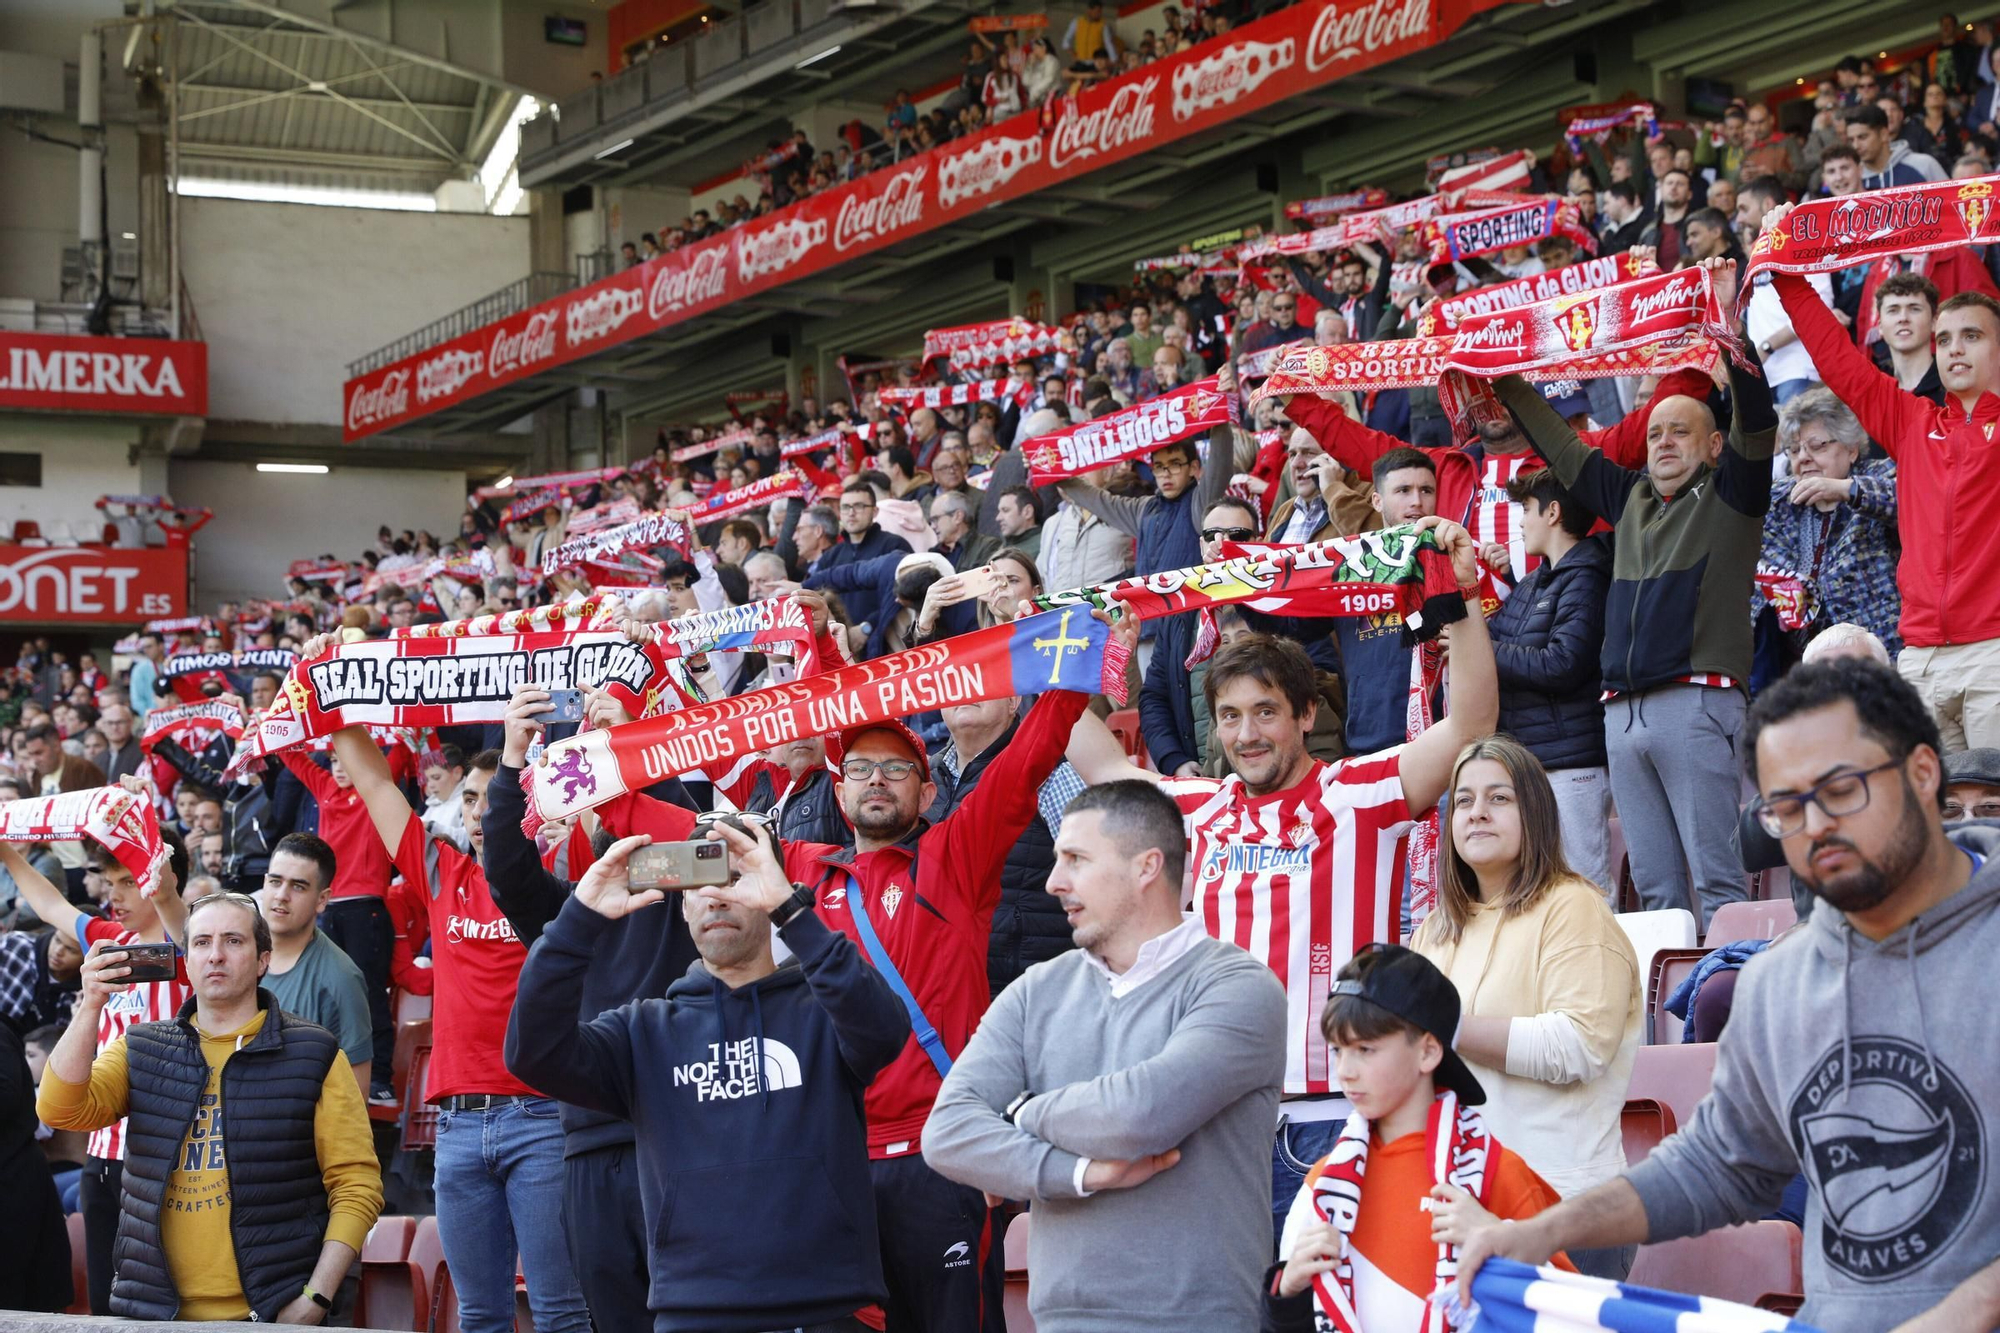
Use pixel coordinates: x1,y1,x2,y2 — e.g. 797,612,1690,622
1790,1035,1984,1282
672,1037,803,1102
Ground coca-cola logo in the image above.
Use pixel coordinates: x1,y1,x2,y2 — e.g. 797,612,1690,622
1171,38,1295,121
834,165,929,253
1628,277,1701,323
938,137,1042,209
648,243,730,319
1306,0,1429,74
416,348,482,404
348,368,411,432
488,310,559,379
737,216,827,284
1049,77,1160,171
564,286,645,347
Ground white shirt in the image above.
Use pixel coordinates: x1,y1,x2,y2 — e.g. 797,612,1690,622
1079,914,1208,1000
1747,270,1834,386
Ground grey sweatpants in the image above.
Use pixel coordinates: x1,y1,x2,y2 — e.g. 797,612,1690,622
1604,684,1748,927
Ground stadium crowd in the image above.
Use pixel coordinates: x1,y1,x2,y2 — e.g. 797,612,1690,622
7,20,2000,1333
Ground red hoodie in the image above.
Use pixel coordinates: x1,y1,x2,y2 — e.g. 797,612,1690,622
595,688,1090,1157
1777,270,2000,648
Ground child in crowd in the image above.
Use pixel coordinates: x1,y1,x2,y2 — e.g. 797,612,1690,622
1263,945,1571,1332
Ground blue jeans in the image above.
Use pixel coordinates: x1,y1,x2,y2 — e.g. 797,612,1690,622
1772,377,1815,405
1272,1116,1345,1257
435,1097,591,1333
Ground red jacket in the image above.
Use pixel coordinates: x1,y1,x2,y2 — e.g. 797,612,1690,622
596,688,1090,1156
1777,272,2000,649
281,749,394,901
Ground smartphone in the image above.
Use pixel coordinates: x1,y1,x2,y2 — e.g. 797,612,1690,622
121,941,179,983
628,841,731,890
545,688,586,723
956,565,1002,603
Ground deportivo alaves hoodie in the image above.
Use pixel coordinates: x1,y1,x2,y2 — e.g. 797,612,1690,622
505,895,910,1333
1625,825,2000,1332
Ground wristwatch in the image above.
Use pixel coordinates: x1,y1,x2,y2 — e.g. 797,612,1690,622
1003,1090,1034,1125
769,884,815,929
302,1284,332,1313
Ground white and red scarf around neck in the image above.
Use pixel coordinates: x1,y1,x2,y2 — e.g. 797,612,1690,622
1309,1090,1493,1333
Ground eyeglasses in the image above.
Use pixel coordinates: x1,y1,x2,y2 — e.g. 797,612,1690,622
1944,797,2000,820
1750,758,1903,837
838,501,875,514
1201,526,1258,542
841,757,920,781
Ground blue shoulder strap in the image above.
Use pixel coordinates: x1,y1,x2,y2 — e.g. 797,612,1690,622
844,873,953,1078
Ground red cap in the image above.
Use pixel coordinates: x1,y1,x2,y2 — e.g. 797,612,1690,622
826,718,931,783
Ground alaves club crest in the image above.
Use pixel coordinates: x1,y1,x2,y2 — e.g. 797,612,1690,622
1789,1034,1984,1282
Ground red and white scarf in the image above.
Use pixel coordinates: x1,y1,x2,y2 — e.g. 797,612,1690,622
685,472,805,523
1022,377,1237,484
671,426,757,463
1743,174,2000,300
1415,253,1655,336
141,699,247,757
477,464,631,499
1444,265,1740,381
1309,1091,1493,1333
1564,103,1656,153
1429,197,1596,265
1286,189,1390,223
0,788,169,898
541,510,693,574
1433,148,1533,195
877,378,1036,411
1405,641,1446,925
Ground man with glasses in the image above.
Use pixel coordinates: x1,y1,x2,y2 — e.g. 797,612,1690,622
1458,658,2000,1333
926,492,996,573
592,676,1096,1333
1944,749,2000,822
1240,290,1307,357
822,484,912,635
1138,500,1267,778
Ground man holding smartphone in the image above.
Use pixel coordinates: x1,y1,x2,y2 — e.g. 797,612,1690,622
506,821,908,1333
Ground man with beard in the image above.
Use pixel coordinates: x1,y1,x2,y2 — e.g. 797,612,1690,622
1456,659,2000,1333
591,672,1095,1332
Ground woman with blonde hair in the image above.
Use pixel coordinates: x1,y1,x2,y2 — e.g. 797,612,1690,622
1411,734,1642,1279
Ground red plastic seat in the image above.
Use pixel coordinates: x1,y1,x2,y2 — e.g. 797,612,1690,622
1105,708,1147,767
1647,947,1712,1044
1002,1210,1034,1332
15,519,44,546
1630,1220,1802,1308
355,1216,423,1331
1706,899,1797,947
400,1044,439,1150
1620,1098,1677,1166
1626,1042,1719,1140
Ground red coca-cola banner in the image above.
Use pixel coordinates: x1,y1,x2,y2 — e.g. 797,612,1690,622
0,544,188,625
346,0,1490,441
0,332,207,417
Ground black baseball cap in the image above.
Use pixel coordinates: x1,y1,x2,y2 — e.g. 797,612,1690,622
1329,943,1485,1105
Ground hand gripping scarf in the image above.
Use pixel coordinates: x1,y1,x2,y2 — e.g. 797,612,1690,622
1428,198,1597,265
1415,253,1656,336
521,605,1129,826
1310,1090,1493,1333
781,427,850,460
541,511,694,575
238,599,670,772
1563,103,1657,153
141,699,247,758
1742,174,2000,301
1022,377,1237,484
0,787,169,898
685,472,805,524
1443,265,1741,381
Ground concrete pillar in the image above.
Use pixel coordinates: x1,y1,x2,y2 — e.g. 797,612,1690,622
134,67,171,313
527,187,567,275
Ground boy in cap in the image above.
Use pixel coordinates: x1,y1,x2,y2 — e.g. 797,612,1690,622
1263,944,1570,1332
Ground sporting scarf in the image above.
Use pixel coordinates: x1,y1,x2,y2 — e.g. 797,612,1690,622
1405,639,1446,923
1755,559,1816,632
141,699,247,757
1032,527,1467,643
724,388,787,418
1236,226,1351,263
781,427,849,460
643,595,821,685
1286,188,1390,222
1132,250,1236,272
1310,1090,1493,1333
240,599,668,771
1742,174,2000,301
1415,253,1655,335
878,378,1036,411
922,318,1050,364
1433,148,1532,194
672,427,757,463
503,486,566,524
1465,1258,1826,1332
940,325,1066,373
162,648,298,704
1022,377,1237,484
1563,102,1657,153
563,497,644,536
1339,194,1447,246
686,472,805,523
1444,265,1740,381
520,605,1128,826
969,13,1047,32
0,787,169,899
145,615,209,634
1238,338,1315,380
1429,197,1596,265
361,554,494,596
476,465,630,499
541,511,694,575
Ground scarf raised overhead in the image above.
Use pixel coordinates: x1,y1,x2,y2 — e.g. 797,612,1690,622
0,788,169,898
1743,174,2000,297
141,699,247,757
1022,377,1237,484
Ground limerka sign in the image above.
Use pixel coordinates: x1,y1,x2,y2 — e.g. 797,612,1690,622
0,333,208,417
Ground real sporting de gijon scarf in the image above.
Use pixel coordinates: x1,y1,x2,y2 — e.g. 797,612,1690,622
685,471,805,524
1443,265,1741,380
521,605,1127,826
0,787,169,898
1743,173,2000,298
1022,377,1237,484
1415,253,1655,336
1310,1090,1493,1333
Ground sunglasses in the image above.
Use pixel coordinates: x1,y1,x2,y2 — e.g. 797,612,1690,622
1201,526,1259,542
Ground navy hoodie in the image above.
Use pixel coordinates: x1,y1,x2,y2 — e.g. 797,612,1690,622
506,895,909,1333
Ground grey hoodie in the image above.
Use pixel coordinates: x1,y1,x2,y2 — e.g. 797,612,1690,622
1625,825,2000,1331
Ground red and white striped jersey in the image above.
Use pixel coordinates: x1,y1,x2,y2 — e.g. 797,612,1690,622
1472,452,1542,588
1162,748,1414,1095
76,914,189,1161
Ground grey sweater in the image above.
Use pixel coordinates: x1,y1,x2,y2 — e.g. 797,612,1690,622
1627,824,2000,1331
924,928,1287,1333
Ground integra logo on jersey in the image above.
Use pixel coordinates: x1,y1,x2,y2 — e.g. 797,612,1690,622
1789,1035,1984,1282
1199,840,1314,881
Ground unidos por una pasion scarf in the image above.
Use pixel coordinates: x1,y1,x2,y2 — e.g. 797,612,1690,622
1310,1090,1493,1333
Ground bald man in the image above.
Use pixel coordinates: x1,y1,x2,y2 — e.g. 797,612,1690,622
1493,257,1776,927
